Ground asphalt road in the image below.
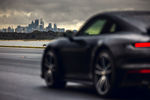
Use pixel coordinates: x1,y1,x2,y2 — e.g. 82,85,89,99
0,47,150,100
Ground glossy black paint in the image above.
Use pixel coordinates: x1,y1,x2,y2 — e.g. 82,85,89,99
41,11,150,86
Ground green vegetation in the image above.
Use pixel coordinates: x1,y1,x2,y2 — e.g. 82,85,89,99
0,31,75,40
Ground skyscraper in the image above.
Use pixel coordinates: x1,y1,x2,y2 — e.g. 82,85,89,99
54,23,57,32
40,19,44,31
35,19,39,29
46,23,53,32
40,19,44,27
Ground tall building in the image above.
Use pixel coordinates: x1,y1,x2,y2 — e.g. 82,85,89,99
48,23,52,29
40,19,44,31
54,23,57,32
7,27,14,32
27,24,33,33
35,19,39,29
15,26,21,33
40,19,44,27
46,23,53,32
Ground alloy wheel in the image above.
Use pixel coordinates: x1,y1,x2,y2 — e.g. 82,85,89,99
95,55,112,95
44,51,56,86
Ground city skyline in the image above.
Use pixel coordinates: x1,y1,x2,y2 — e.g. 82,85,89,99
0,19,66,33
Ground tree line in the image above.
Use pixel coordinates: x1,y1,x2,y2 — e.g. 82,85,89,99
0,30,74,40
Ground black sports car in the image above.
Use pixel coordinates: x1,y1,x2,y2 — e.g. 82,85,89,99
41,11,150,97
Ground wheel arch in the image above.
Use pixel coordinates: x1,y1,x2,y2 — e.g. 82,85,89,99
41,45,63,79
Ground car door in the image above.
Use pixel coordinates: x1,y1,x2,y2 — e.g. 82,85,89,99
61,16,119,80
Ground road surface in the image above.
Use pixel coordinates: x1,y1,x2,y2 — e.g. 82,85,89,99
0,47,150,100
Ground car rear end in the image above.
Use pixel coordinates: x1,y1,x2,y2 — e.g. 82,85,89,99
115,12,150,87
121,41,150,87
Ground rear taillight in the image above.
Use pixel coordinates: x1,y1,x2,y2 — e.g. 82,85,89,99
135,42,150,48
128,69,150,74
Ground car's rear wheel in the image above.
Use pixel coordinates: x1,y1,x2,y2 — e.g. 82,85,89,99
94,50,118,97
43,50,66,88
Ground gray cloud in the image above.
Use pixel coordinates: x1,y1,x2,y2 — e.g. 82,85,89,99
0,0,150,29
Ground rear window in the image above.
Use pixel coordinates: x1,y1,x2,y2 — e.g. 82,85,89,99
129,15,150,24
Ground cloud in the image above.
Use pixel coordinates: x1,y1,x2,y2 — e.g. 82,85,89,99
0,0,150,29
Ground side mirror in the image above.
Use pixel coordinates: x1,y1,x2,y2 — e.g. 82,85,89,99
63,31,86,45
63,32,74,41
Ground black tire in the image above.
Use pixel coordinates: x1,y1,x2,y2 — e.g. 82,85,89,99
93,50,118,97
43,50,66,88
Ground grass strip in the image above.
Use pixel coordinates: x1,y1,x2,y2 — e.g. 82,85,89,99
0,45,45,48
0,40,52,41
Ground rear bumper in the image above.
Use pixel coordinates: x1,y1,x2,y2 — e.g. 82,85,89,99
121,73,150,87
116,46,150,87
118,63,150,87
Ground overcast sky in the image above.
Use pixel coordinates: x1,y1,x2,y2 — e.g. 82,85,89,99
0,0,150,30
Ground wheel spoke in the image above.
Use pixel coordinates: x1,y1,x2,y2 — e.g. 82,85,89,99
96,77,102,89
45,63,54,69
99,77,106,89
96,76,106,91
95,70,103,75
45,70,53,86
44,52,55,70
96,76,110,93
96,64,103,71
106,63,111,70
95,70,111,76
103,77,110,91
47,69,52,74
47,52,54,57
105,70,112,74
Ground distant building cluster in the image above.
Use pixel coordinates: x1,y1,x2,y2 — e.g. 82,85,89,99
0,19,65,33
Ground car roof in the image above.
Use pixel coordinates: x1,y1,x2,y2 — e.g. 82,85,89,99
79,11,150,34
98,11,150,33
102,10,150,17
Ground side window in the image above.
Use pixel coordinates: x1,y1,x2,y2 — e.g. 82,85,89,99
83,19,107,35
110,24,116,33
101,21,120,34
109,23,121,33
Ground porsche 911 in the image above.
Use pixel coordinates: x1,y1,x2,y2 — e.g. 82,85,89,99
41,11,150,97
